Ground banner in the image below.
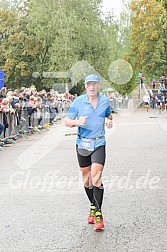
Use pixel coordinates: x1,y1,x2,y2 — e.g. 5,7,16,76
0,70,4,89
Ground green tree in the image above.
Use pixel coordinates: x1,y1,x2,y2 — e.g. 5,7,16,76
0,1,42,88
129,0,167,77
27,0,116,90
0,0,128,92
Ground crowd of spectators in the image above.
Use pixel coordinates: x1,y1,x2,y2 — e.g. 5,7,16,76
102,92,130,113
0,86,76,137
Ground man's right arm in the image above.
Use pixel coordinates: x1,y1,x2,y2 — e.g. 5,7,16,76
64,116,87,128
64,118,79,127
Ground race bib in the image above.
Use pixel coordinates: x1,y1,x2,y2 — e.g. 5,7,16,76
78,138,95,151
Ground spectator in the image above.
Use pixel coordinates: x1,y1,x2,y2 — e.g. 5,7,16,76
0,98,9,138
0,98,10,111
124,93,129,109
0,123,4,136
6,95,16,135
0,94,4,105
152,79,156,89
35,96,43,128
27,96,36,128
0,87,7,98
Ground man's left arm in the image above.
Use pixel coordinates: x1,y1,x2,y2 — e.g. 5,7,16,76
107,113,113,120
105,103,113,128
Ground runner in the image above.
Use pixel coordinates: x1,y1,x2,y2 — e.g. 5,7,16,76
65,74,113,231
143,93,150,112
156,91,163,113
164,93,167,111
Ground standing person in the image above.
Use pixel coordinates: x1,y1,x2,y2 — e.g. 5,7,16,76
152,79,156,89
65,74,113,231
143,93,150,112
27,96,36,128
35,96,43,128
124,93,129,109
0,123,4,136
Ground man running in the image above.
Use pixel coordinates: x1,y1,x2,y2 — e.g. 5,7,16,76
65,74,113,231
156,91,163,113
143,93,150,112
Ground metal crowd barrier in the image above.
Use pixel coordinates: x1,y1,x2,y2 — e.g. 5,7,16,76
0,101,70,141
0,111,45,139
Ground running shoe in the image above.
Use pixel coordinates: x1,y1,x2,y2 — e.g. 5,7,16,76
94,211,104,230
88,205,96,224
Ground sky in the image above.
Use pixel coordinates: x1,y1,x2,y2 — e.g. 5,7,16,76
101,0,124,18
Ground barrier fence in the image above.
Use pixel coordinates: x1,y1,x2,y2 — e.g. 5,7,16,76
0,102,69,140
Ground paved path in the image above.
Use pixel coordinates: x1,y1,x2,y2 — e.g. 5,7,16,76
0,108,167,252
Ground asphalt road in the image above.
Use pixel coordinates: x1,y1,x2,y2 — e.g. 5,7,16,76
0,108,167,252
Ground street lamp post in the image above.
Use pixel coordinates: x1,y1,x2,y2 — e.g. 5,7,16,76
139,72,142,102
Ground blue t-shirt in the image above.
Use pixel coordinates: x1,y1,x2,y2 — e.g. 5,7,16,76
156,94,162,102
67,94,111,147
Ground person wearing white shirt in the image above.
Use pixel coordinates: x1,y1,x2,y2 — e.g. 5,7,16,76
143,93,150,112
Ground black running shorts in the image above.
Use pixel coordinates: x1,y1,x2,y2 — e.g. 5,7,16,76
76,145,106,168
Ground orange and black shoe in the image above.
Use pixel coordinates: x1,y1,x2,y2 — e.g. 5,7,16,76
88,205,96,224
94,211,104,231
